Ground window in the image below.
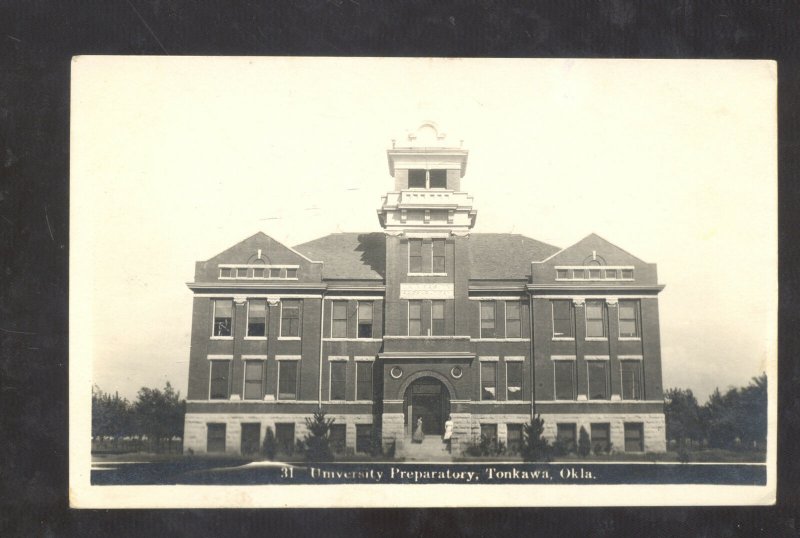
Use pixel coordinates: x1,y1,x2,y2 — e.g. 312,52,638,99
553,360,575,400
572,268,586,279
624,423,644,452
591,423,610,453
432,239,446,272
431,300,445,336
589,268,602,279
220,267,233,278
331,301,348,338
506,361,523,400
605,269,617,279
269,267,281,278
240,423,260,455
286,268,298,279
207,423,226,453
556,268,568,279
278,361,298,400
275,423,295,455
480,423,498,443
408,300,422,336
330,361,346,401
480,301,496,338
587,361,609,400
585,300,607,338
236,267,248,278
329,424,346,454
505,301,521,338
408,169,426,188
618,300,641,338
429,169,447,188
209,360,230,399
481,362,497,400
243,361,264,400
357,302,373,338
280,300,301,337
621,360,643,400
556,423,577,453
506,424,523,454
247,299,267,337
212,299,233,337
621,269,634,279
356,361,373,400
408,239,422,273
253,267,265,278
356,424,372,453
552,300,574,338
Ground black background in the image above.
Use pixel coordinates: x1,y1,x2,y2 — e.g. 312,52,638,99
1,0,798,535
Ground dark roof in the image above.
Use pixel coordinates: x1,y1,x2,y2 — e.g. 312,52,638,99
294,233,386,279
294,232,560,281
468,233,561,279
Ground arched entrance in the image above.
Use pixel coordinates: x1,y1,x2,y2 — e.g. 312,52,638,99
403,377,451,437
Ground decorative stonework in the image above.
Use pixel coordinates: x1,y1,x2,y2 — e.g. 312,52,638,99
400,283,455,299
606,298,619,306
233,295,248,305
572,298,585,306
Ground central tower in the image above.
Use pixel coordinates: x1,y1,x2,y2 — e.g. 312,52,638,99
377,122,477,235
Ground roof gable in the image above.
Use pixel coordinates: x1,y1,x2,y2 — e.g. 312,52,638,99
539,233,648,266
206,232,319,265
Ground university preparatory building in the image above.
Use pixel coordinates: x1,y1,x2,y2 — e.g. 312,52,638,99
183,123,667,457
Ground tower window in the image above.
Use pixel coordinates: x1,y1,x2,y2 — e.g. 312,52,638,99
408,169,426,188
408,239,423,273
431,300,445,336
429,169,447,188
408,300,422,336
432,239,446,272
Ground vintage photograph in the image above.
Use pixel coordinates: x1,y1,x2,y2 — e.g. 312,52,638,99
69,57,776,507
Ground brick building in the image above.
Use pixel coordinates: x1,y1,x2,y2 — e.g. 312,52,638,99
182,122,667,457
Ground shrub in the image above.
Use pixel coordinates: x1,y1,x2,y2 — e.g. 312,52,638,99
677,447,691,464
521,414,552,462
578,426,591,458
301,408,335,463
262,427,277,460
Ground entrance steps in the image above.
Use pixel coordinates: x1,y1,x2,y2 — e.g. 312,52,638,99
398,435,453,462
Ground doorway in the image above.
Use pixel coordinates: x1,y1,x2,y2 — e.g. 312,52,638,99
403,377,450,436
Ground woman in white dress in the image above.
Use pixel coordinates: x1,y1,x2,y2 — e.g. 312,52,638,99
443,415,454,452
412,417,425,443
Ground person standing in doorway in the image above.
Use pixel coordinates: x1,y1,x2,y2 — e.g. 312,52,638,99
412,417,425,443
443,415,454,453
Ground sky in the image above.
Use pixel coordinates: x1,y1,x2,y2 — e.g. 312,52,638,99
71,57,777,404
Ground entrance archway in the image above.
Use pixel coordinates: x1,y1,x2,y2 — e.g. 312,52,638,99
402,376,451,437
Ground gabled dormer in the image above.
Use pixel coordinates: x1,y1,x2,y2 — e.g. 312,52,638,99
530,233,663,291
189,232,323,287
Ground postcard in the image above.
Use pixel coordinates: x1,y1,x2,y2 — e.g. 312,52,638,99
69,56,776,507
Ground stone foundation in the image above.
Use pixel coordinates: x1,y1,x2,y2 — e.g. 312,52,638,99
538,412,666,453
381,413,406,452
183,412,374,454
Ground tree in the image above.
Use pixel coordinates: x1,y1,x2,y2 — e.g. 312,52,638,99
262,427,277,460
133,382,186,453
301,407,335,462
578,426,591,457
664,388,702,449
521,414,551,462
92,385,133,448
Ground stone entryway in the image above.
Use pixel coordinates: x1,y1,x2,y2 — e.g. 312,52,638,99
403,377,450,437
